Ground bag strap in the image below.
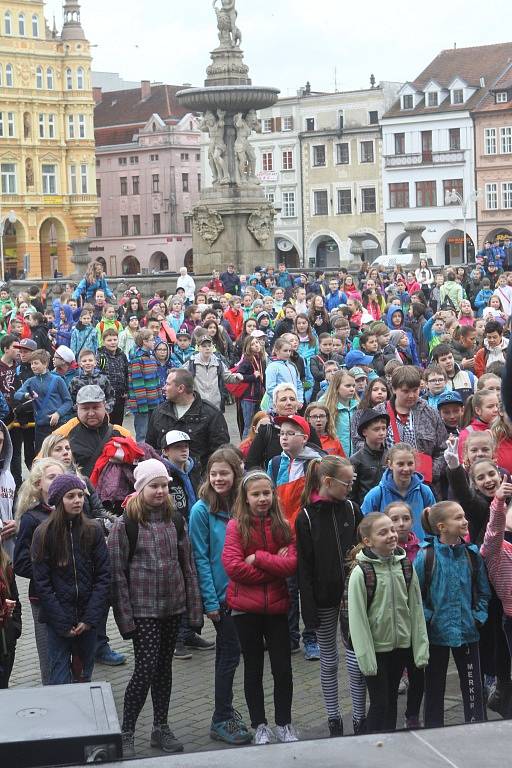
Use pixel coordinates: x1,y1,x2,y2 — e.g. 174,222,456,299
269,455,281,485
421,544,435,606
466,547,479,610
386,401,401,444
359,561,378,609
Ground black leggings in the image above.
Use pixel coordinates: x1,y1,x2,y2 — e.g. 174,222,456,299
424,642,485,728
122,616,179,733
234,613,293,728
365,648,412,732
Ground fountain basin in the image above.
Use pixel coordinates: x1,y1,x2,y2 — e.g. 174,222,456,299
176,85,280,113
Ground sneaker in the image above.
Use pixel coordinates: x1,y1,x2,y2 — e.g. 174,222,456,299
328,717,343,737
398,675,409,695
173,641,193,660
183,633,215,651
303,640,320,661
404,716,420,729
353,718,366,736
96,647,127,666
150,725,184,753
275,724,299,743
210,718,252,745
253,723,274,745
290,641,301,655
122,731,135,758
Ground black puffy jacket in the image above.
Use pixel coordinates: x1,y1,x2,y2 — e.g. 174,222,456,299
31,518,110,636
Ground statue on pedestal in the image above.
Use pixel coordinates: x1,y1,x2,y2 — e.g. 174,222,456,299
213,0,241,48
199,109,230,185
234,110,260,184
25,157,34,187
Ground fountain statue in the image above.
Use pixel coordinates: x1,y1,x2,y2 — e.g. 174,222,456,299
177,0,279,274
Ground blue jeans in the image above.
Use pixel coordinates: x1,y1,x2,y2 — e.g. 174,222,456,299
133,412,149,443
287,575,316,646
212,607,241,723
95,607,110,656
241,400,256,439
46,625,97,685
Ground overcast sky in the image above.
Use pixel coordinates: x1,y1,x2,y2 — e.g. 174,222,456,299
46,0,511,95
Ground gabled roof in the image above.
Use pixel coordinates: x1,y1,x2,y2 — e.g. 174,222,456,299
473,61,512,114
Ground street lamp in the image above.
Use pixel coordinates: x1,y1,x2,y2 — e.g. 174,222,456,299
444,188,480,264
0,210,16,283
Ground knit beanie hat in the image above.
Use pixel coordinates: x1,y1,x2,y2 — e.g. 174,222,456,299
47,474,86,507
133,459,170,494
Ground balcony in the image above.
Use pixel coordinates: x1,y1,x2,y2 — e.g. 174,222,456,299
385,149,466,168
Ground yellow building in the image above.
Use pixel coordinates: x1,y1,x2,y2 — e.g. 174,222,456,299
0,0,97,278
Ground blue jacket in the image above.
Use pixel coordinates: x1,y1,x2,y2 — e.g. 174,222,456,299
31,518,110,636
188,499,231,614
474,288,494,316
70,322,98,357
385,306,420,365
325,290,348,311
318,395,358,457
14,503,52,598
265,358,304,404
14,371,72,426
361,469,436,541
55,304,75,348
72,276,114,303
276,271,293,290
414,537,490,647
170,345,195,368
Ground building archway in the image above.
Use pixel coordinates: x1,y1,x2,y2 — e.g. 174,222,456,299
121,255,140,275
275,236,300,268
307,232,342,270
149,251,169,272
391,231,427,255
39,217,68,277
184,249,193,273
484,228,512,244
95,256,107,272
440,229,475,265
2,217,27,279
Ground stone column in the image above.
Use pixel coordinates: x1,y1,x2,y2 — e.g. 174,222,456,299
403,223,426,257
69,238,92,280
348,233,366,263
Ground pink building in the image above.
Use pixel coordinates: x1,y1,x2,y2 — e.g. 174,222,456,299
89,81,201,275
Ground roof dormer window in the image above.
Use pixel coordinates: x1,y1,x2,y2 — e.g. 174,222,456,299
452,89,464,104
497,91,508,104
402,94,414,110
427,91,438,107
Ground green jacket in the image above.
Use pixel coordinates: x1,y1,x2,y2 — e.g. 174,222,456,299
347,548,429,677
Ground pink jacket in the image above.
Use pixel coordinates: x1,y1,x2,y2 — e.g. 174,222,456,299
403,531,421,563
481,496,512,617
222,516,297,614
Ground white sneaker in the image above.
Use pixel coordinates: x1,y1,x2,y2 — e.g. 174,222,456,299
253,723,274,745
275,724,299,743
398,675,409,695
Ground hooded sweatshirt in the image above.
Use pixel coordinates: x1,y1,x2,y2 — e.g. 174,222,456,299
55,304,75,348
268,445,324,526
153,341,173,391
385,306,420,365
0,423,15,559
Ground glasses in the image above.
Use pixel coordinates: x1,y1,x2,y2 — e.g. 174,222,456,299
308,414,327,420
330,476,353,488
428,379,445,385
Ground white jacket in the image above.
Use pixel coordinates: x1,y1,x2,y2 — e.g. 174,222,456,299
0,423,15,560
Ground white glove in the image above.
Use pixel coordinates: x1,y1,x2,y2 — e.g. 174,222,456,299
236,373,244,381
444,436,460,469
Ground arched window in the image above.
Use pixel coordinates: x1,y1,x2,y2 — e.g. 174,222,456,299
46,67,53,90
18,12,25,35
35,66,43,89
6,64,13,88
4,11,11,35
66,68,73,90
76,66,84,89
32,14,39,36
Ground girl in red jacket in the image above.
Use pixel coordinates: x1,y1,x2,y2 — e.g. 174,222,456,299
222,470,298,745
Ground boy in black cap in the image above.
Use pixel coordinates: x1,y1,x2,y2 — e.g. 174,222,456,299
350,409,389,506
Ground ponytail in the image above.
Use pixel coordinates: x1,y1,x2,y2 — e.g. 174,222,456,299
421,501,461,536
300,455,353,507
461,394,475,428
422,506,435,535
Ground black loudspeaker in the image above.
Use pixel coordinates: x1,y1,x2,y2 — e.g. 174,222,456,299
0,681,122,766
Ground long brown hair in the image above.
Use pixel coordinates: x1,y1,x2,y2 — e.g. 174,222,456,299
322,370,357,421
0,545,12,598
462,388,497,428
294,313,316,348
198,448,243,517
233,471,292,548
125,490,174,526
356,377,391,411
32,496,97,567
304,402,338,440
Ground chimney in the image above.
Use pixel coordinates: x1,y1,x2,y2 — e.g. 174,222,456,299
480,77,485,88
92,86,102,105
141,80,151,100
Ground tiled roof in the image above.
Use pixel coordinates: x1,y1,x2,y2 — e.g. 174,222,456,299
492,65,512,91
94,83,191,134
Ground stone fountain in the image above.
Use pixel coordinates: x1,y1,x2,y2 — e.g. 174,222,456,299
177,0,280,275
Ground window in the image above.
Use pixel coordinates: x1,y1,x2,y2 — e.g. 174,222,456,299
416,180,437,207
485,128,497,155
196,153,200,161
153,213,161,235
0,113,3,137
129,156,138,165
39,113,45,139
452,89,464,104
314,190,328,215
500,127,512,154
66,68,73,90
336,142,349,164
4,11,11,35
283,116,293,131
402,94,414,109
7,112,14,137
80,164,88,194
0,163,16,194
118,157,127,166
132,215,140,236
305,117,315,131
150,154,159,161
427,91,438,107
18,13,25,35
46,67,54,89
78,114,86,139
443,179,464,202
5,64,13,87
360,141,374,163
95,217,102,237
485,183,498,210
369,110,379,125
337,189,352,215
36,66,43,89
180,153,189,161
96,159,100,167
338,111,344,131
184,217,192,234
449,128,461,150
282,191,296,218
361,187,376,213
76,67,84,89
42,164,56,194
497,91,508,103
32,14,39,36
197,173,201,192
503,182,512,209
67,115,74,139
152,174,159,192
182,173,189,192
262,152,273,171
120,177,127,195
69,165,77,194
313,145,326,166
394,133,405,154
132,176,139,195
389,182,409,208
96,178,101,197
265,189,275,205
282,150,293,170
262,118,273,133
121,215,128,236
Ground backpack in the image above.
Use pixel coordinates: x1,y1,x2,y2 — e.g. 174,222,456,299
122,510,185,575
339,553,413,649
421,541,479,610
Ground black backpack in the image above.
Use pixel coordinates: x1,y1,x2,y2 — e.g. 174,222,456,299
122,511,185,574
421,541,479,609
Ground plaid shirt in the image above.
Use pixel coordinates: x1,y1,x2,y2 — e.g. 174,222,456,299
107,514,203,638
